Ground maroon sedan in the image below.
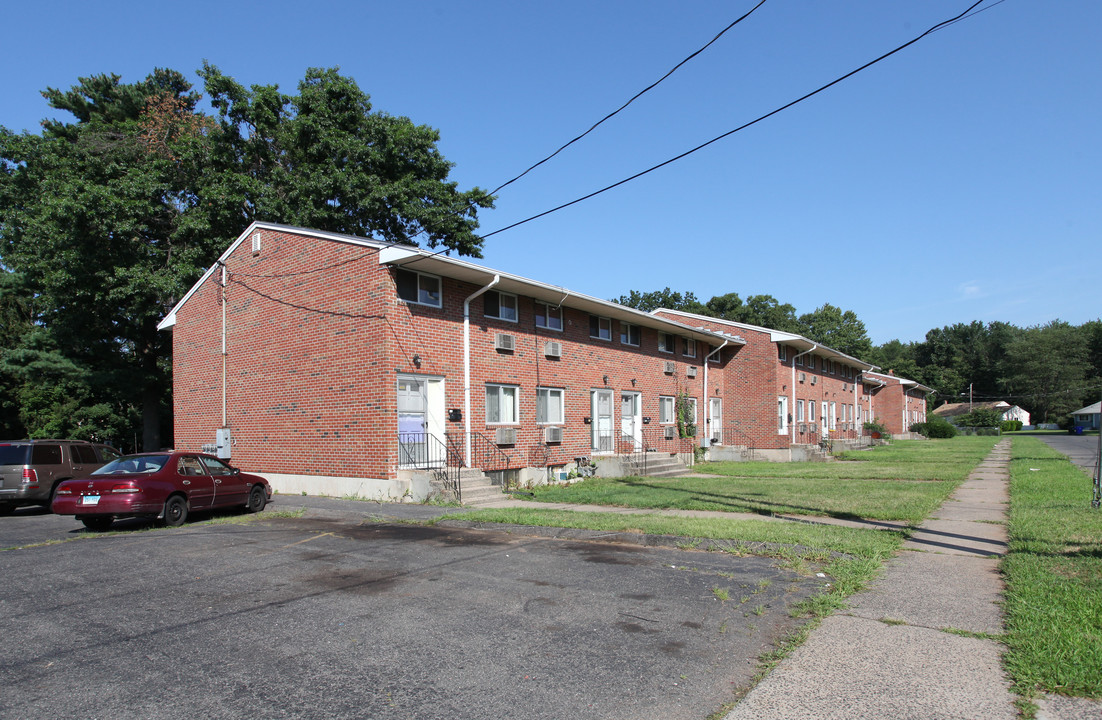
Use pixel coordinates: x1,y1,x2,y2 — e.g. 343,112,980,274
51,452,272,531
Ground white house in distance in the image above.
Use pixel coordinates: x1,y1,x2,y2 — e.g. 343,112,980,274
1070,401,1100,430
932,401,1030,426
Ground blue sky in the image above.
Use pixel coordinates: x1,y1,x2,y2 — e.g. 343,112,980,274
4,1,1098,344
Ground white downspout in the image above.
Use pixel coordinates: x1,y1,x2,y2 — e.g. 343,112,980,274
221,263,227,429
463,275,500,467
703,340,729,447
790,344,817,442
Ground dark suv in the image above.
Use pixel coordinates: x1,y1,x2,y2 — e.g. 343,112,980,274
0,440,121,514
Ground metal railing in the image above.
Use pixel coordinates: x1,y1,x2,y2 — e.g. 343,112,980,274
398,432,463,502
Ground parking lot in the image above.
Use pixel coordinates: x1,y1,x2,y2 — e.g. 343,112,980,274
1,498,827,720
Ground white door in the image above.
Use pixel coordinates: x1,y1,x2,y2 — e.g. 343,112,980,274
620,392,641,451
397,376,445,467
709,397,723,444
821,401,829,436
592,390,614,453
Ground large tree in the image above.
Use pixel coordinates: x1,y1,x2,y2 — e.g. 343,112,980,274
196,63,494,255
796,303,872,359
1001,321,1090,423
0,66,494,448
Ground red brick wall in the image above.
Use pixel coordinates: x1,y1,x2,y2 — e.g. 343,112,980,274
171,228,725,481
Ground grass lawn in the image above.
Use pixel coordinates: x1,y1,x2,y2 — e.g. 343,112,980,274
519,437,999,523
1003,437,1102,699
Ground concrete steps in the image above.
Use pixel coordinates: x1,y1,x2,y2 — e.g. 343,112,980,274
626,453,691,478
459,471,508,507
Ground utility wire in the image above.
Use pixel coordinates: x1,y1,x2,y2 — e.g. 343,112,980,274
481,0,990,240
489,0,769,196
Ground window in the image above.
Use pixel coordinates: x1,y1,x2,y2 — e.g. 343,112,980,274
485,384,518,424
535,302,563,331
828,360,836,375
536,387,564,424
620,322,640,346
682,338,696,357
590,315,612,341
199,456,233,475
796,399,805,422
778,345,787,362
795,353,804,366
778,396,789,434
686,397,698,425
659,396,676,424
484,290,518,322
395,268,441,307
809,401,816,422
830,402,837,430
658,332,675,354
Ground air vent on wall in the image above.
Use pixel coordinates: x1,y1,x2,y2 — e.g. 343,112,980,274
544,341,562,358
544,426,563,443
494,427,517,445
799,372,806,383
810,376,817,385
494,333,515,352
663,361,676,374
686,366,697,378
664,426,677,440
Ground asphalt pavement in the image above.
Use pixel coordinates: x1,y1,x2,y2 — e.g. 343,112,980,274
0,495,826,720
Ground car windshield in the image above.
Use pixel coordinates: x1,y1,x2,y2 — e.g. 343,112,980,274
92,454,170,475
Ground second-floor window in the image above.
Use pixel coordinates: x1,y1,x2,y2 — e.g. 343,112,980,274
484,290,518,322
535,302,563,331
395,268,441,308
590,315,611,341
659,333,675,353
620,322,640,347
682,338,696,358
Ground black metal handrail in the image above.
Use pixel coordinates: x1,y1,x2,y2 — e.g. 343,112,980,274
398,432,463,502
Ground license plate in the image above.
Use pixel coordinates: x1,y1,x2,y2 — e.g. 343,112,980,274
81,495,100,506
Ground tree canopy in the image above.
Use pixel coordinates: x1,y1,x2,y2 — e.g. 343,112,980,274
0,66,494,448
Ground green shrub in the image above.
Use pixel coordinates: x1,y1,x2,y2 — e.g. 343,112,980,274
1000,419,1023,432
924,415,958,438
863,420,891,440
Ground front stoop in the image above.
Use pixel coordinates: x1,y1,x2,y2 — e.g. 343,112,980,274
458,471,507,507
624,454,691,478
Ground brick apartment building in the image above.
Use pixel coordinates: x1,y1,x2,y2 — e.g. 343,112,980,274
159,222,931,499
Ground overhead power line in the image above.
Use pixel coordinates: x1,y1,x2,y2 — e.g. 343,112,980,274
489,0,769,196
481,0,991,240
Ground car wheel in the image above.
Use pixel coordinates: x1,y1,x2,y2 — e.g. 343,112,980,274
246,485,267,514
81,516,114,532
0,503,14,516
163,496,188,527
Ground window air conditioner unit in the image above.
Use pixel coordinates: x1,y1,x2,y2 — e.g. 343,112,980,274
494,427,517,445
494,333,515,352
663,361,676,374
544,341,562,358
843,383,848,391
664,426,677,440
544,426,563,443
798,423,807,433
810,376,817,385
686,366,697,378
799,372,806,383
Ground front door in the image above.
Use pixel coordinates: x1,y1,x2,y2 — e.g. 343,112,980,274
709,397,723,444
591,390,614,453
620,392,641,451
821,401,829,436
398,375,445,467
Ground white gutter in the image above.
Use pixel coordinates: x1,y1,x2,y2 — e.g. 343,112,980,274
703,340,730,447
790,344,817,442
463,275,500,467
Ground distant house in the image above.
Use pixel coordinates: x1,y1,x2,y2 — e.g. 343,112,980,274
933,401,1030,426
1070,402,1100,430
859,371,933,436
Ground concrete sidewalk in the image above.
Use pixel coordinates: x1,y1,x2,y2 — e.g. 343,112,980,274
721,438,1017,719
